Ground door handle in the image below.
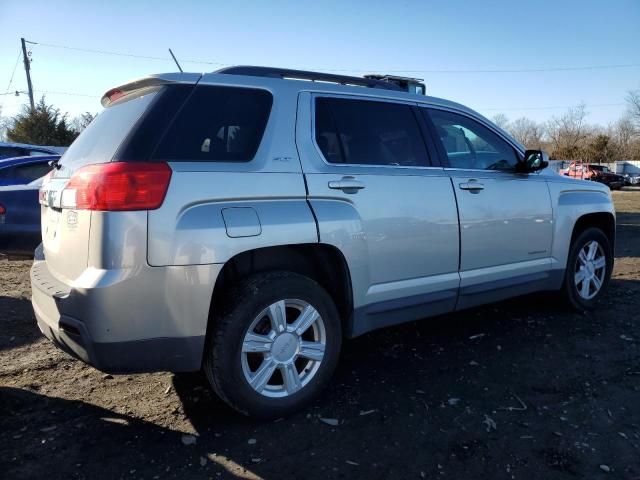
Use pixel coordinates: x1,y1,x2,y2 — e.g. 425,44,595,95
328,177,366,193
459,181,485,191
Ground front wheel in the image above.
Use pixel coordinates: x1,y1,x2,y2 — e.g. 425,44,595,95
562,227,613,310
203,271,342,418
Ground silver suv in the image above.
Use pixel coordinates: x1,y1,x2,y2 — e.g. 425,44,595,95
32,66,615,418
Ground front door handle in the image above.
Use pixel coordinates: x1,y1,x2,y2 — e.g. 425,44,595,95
459,181,485,191
328,177,366,193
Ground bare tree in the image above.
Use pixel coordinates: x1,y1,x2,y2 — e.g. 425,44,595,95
610,117,637,159
71,112,96,133
545,103,590,159
508,117,544,148
0,106,7,141
491,113,509,130
627,88,640,131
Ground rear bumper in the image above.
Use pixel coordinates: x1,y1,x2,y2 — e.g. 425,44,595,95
30,255,222,373
35,310,205,373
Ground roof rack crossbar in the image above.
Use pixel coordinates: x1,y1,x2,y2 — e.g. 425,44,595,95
214,66,403,91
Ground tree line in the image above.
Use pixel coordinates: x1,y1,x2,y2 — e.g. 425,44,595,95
1,88,640,161
492,88,640,162
0,97,94,146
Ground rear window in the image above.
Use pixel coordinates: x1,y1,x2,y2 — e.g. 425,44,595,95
151,86,272,162
0,147,25,159
59,88,160,172
14,162,51,181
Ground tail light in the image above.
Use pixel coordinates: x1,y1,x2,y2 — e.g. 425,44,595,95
61,162,172,211
0,203,5,215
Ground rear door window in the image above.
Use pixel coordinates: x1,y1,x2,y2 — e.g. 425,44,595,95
315,97,429,167
152,86,272,162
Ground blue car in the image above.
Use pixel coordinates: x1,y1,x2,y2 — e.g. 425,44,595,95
0,177,42,257
0,141,63,160
0,155,58,187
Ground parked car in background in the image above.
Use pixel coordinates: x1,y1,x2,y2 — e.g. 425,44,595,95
32,67,616,418
623,172,640,186
0,155,58,187
0,177,42,257
561,162,625,190
0,141,63,159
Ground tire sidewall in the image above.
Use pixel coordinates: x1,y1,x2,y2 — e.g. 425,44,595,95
564,228,613,310
208,272,342,418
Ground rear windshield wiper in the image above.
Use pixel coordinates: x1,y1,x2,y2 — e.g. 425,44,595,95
49,158,62,170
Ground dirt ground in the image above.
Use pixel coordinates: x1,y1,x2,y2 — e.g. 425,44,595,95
1,189,639,480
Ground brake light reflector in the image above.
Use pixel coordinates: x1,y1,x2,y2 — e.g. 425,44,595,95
62,162,172,211
105,88,125,103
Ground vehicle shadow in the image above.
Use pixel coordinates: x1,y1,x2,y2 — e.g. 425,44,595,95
616,211,640,257
3,278,638,479
0,296,41,352
171,277,640,479
0,386,264,480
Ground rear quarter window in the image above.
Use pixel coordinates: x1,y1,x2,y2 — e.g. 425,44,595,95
59,88,160,172
151,86,272,162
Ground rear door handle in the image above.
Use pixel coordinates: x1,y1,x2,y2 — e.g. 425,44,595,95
328,177,366,193
459,181,485,191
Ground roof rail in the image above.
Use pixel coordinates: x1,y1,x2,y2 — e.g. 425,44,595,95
215,66,403,91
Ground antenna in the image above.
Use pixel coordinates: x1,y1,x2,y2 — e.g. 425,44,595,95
168,48,183,73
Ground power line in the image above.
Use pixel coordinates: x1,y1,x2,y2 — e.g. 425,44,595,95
35,89,99,98
4,49,22,94
386,65,640,74
481,103,626,111
8,86,630,113
33,41,227,66
30,39,640,74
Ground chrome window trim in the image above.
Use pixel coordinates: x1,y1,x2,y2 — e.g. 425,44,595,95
310,93,443,171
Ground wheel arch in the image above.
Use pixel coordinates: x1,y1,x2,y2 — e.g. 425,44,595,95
206,243,354,344
570,211,616,253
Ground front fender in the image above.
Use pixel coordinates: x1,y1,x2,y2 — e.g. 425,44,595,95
548,181,615,274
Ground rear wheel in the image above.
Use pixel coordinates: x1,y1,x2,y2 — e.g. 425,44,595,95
203,271,342,418
562,227,613,310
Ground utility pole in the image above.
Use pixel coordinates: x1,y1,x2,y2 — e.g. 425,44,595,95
21,37,35,111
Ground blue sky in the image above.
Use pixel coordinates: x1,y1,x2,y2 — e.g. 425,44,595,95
1,0,638,126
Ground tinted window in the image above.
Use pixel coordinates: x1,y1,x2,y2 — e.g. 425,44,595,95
315,97,429,167
152,86,272,162
427,109,519,170
14,162,51,181
0,147,25,159
60,88,160,174
0,167,14,179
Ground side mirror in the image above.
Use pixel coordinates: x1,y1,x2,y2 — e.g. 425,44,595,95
518,149,549,173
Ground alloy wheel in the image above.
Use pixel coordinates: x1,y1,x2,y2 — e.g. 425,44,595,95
574,240,607,300
240,299,326,398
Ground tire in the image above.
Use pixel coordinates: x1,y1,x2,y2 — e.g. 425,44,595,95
203,271,342,418
561,227,613,311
